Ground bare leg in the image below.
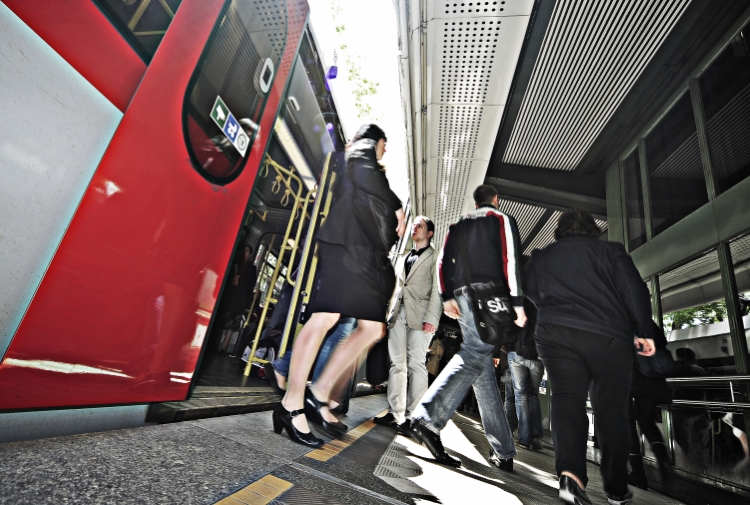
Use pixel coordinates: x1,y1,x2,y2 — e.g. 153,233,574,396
311,320,385,423
281,312,339,432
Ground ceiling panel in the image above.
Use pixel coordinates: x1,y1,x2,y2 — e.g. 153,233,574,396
502,0,692,171
427,13,530,107
431,0,535,19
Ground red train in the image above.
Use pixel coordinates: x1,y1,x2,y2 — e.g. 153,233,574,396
0,0,309,410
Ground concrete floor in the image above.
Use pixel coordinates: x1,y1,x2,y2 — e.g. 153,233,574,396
0,394,687,505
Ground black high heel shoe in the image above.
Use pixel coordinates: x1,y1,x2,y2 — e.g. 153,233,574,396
272,403,324,448
304,387,347,438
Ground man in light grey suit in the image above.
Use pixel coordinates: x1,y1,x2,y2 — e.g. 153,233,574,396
374,216,443,432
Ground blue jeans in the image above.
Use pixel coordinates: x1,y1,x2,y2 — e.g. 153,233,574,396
412,292,516,459
504,367,518,432
508,351,544,446
272,317,357,383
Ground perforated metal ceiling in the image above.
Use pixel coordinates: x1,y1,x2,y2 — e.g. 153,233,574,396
503,0,692,171
421,0,535,248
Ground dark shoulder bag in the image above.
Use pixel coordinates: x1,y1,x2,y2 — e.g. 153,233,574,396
456,226,517,345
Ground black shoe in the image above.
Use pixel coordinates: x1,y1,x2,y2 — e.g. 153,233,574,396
628,471,648,490
272,403,324,448
409,420,462,468
531,437,544,451
304,387,347,438
395,421,412,437
263,363,285,397
373,412,397,426
488,450,513,472
606,489,633,505
559,475,592,505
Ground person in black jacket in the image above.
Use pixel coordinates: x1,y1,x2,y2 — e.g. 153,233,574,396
524,209,655,505
272,124,406,448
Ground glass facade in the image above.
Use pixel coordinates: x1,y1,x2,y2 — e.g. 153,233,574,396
645,93,707,237
700,23,750,194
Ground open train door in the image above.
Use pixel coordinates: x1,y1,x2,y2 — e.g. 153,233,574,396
0,0,309,410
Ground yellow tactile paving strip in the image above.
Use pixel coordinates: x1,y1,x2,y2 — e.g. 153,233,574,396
214,474,293,505
305,410,387,462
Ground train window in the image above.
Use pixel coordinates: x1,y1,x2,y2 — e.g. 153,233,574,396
730,232,750,336
645,93,708,238
94,0,183,63
182,0,288,184
622,150,646,251
699,23,750,195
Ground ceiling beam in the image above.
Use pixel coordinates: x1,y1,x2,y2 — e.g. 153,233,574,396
487,176,607,218
486,161,605,198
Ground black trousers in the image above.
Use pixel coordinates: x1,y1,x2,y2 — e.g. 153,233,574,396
536,323,633,495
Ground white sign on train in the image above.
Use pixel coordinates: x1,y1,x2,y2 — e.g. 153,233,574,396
210,95,249,157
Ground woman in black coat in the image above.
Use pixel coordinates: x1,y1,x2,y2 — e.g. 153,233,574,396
272,124,406,447
523,209,655,505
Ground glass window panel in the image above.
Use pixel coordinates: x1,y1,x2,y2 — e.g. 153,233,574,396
623,151,646,250
670,406,748,487
646,94,708,237
700,24,750,194
95,0,183,62
730,232,750,356
660,250,736,376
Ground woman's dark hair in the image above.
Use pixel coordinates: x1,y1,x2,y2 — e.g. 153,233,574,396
351,124,387,143
554,209,602,240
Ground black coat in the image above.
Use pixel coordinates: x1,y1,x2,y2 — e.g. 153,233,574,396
316,139,402,253
524,235,655,345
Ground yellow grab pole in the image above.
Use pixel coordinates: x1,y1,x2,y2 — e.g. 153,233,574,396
243,157,306,375
277,154,334,358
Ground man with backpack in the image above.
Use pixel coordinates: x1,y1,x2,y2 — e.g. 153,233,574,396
409,184,526,471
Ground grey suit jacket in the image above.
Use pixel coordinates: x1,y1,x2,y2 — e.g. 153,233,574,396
387,246,443,331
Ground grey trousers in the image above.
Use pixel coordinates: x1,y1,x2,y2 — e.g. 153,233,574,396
387,305,432,424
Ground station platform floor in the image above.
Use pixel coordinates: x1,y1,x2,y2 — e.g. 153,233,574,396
0,394,686,505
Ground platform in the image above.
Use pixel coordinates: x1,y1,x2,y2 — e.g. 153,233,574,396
0,394,686,504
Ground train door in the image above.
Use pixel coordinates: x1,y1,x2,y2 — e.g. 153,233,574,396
0,0,309,410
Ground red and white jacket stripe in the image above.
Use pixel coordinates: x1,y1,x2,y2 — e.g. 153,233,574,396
436,205,524,306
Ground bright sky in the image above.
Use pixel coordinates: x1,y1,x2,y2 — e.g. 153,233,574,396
307,0,410,205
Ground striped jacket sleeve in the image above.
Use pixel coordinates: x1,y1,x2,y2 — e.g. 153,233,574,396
494,211,524,307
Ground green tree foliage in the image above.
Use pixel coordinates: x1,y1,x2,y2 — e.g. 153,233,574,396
663,301,728,333
331,0,380,120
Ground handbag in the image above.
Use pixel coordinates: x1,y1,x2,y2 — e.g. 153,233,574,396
456,226,517,345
